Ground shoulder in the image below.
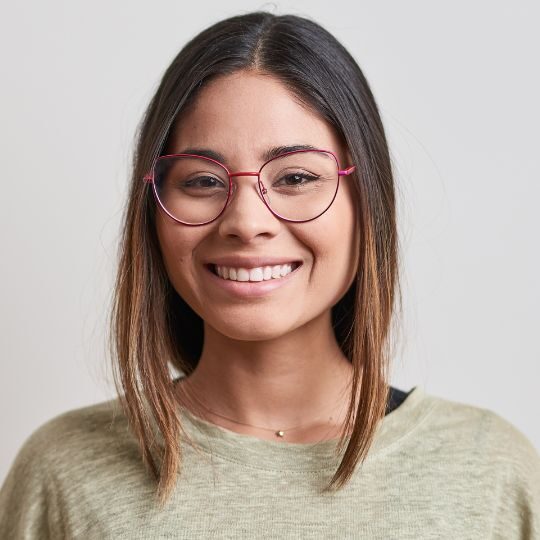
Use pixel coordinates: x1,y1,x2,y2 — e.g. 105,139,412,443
422,390,539,468
398,387,540,489
419,390,540,528
0,398,140,538
3,397,140,489
24,397,132,463
397,389,540,536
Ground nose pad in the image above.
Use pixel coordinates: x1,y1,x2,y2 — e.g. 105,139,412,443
228,179,268,206
217,177,280,240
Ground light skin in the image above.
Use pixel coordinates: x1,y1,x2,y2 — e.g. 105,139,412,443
156,70,361,443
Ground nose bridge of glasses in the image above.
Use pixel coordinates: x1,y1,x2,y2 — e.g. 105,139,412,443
229,171,259,178
228,171,267,196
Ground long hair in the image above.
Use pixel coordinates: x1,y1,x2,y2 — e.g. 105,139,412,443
109,11,400,507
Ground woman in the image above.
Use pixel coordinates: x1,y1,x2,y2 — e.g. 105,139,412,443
1,11,538,539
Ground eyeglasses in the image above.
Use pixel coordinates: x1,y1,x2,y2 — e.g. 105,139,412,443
143,149,355,226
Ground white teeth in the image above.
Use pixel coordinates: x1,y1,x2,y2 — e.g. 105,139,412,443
214,263,298,282
237,269,250,282
249,268,264,282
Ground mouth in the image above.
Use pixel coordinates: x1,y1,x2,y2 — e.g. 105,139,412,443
206,261,303,282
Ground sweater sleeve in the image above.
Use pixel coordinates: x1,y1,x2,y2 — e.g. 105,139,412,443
0,426,63,539
488,412,540,539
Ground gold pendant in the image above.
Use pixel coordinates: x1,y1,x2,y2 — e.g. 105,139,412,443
275,430,285,438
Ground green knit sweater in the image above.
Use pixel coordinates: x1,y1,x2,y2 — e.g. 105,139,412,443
1,385,539,539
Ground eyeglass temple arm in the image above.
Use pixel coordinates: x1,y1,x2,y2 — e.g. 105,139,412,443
338,166,356,176
143,173,153,183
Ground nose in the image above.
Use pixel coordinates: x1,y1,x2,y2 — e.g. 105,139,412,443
217,175,281,242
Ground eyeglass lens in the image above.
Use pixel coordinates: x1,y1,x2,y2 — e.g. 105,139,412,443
153,151,339,224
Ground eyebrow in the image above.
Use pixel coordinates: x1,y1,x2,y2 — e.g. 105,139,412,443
176,144,319,165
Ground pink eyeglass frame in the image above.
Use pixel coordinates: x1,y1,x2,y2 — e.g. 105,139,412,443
143,148,356,226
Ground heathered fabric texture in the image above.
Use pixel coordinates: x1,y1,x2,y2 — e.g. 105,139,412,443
1,385,539,539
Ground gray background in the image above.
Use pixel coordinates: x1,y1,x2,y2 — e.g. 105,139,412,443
1,0,538,484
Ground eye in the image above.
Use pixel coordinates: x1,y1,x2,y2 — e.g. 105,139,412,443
275,172,320,186
182,175,226,189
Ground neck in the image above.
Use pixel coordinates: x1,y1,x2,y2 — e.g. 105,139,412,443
174,310,357,441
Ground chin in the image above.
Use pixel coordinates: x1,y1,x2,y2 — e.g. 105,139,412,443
206,313,301,342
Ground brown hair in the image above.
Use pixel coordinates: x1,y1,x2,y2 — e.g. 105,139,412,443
109,11,400,507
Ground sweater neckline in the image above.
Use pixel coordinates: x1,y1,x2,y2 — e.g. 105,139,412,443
173,381,433,473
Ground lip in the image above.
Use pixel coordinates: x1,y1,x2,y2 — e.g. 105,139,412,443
203,261,303,298
207,256,302,268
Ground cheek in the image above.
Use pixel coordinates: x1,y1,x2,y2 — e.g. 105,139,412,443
297,191,359,301
155,215,201,289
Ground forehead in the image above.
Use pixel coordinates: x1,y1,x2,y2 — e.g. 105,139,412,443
167,71,346,167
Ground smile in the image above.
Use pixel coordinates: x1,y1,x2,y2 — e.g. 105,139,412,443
210,262,301,282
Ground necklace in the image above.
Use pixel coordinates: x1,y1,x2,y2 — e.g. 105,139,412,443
176,378,348,439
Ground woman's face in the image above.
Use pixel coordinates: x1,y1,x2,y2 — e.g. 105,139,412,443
156,70,359,341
